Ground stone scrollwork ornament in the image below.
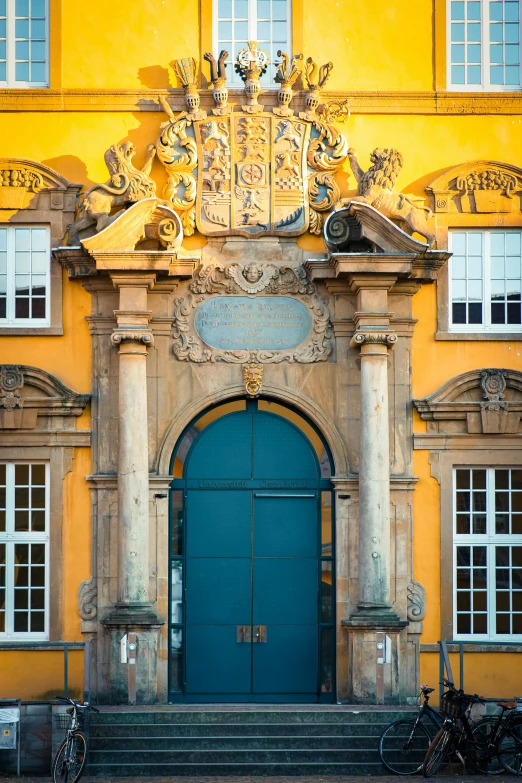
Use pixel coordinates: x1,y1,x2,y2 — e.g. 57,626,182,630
243,364,263,397
78,577,97,621
157,95,198,236
407,580,427,622
0,365,24,410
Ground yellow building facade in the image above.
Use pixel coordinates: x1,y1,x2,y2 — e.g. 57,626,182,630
1,0,522,735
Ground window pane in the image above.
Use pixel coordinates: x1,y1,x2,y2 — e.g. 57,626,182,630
452,1,465,19
321,562,333,622
171,491,183,556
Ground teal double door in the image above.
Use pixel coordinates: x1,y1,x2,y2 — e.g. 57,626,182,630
170,401,335,703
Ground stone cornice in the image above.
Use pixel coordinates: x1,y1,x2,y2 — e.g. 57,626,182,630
414,433,522,450
1,88,522,115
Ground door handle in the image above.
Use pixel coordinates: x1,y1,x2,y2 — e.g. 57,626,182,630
236,625,252,643
253,625,267,643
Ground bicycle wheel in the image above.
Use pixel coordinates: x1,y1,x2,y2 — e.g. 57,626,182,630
497,722,522,775
465,716,504,775
422,725,453,778
379,719,432,775
52,732,87,783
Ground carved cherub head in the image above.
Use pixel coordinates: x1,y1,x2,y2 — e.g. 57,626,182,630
244,263,263,283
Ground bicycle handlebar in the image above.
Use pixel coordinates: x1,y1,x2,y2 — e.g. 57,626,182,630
439,680,486,704
54,695,99,712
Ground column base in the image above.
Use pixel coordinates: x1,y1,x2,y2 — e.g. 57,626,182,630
345,606,408,629
102,603,164,628
101,605,165,705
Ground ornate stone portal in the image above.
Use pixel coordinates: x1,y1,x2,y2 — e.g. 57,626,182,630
54,46,455,705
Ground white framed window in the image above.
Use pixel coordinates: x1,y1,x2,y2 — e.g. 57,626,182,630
0,225,50,327
449,229,522,332
0,0,49,87
213,0,291,85
448,0,521,90
0,463,49,640
454,467,522,640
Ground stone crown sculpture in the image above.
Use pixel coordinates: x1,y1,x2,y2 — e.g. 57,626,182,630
173,57,207,121
274,51,303,117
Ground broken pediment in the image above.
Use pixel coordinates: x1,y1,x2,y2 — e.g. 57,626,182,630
0,365,90,430
413,368,522,435
426,161,522,214
80,198,183,254
0,158,81,211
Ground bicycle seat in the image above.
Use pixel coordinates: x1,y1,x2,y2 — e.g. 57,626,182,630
497,701,516,710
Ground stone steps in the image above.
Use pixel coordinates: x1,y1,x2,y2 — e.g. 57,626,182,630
85,708,417,776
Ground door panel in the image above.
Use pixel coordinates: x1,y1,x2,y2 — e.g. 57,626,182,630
253,412,318,479
186,412,252,479
254,494,317,557
187,489,251,557
186,557,251,625
186,625,251,694
253,624,318,694
253,557,318,625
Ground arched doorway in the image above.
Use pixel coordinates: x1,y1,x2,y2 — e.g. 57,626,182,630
169,398,335,703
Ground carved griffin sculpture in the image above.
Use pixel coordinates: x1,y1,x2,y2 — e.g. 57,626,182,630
337,147,435,246
67,141,157,245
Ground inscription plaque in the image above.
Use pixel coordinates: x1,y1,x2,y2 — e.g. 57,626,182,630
194,296,312,351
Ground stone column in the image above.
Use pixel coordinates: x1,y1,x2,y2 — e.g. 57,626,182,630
110,275,155,610
103,274,163,704
348,276,404,625
351,330,399,619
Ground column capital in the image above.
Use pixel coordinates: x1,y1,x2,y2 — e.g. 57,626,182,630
111,330,154,349
350,331,398,350
110,273,157,290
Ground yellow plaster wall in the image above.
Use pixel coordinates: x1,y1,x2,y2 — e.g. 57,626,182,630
2,0,522,703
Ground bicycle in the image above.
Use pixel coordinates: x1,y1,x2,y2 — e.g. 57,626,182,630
422,680,508,777
494,700,522,775
52,695,99,783
379,684,444,775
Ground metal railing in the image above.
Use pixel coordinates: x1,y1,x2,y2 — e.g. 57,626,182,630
439,639,522,700
0,640,91,702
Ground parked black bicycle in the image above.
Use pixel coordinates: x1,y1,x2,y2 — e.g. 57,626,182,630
379,684,444,775
52,695,99,783
494,700,522,775
422,679,509,777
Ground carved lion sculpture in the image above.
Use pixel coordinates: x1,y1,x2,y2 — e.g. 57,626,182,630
67,141,157,245
337,147,435,246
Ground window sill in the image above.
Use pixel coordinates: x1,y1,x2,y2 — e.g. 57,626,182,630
436,330,522,341
0,326,63,336
421,642,522,652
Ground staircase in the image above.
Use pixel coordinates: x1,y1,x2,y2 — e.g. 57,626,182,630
86,706,416,776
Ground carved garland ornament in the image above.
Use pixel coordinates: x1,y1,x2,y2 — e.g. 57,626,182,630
172,264,332,364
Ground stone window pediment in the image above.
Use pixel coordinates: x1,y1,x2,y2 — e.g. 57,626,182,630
414,368,522,435
0,159,82,336
426,160,522,216
0,364,89,431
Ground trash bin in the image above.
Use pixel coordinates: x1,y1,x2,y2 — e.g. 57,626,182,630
0,708,19,749
0,705,21,776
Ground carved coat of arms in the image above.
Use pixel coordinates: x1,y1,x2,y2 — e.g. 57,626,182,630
155,46,348,239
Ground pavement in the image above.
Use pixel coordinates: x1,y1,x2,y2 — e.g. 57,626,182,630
0,776,517,782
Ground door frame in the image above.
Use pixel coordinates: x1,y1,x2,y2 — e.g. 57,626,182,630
167,396,336,703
